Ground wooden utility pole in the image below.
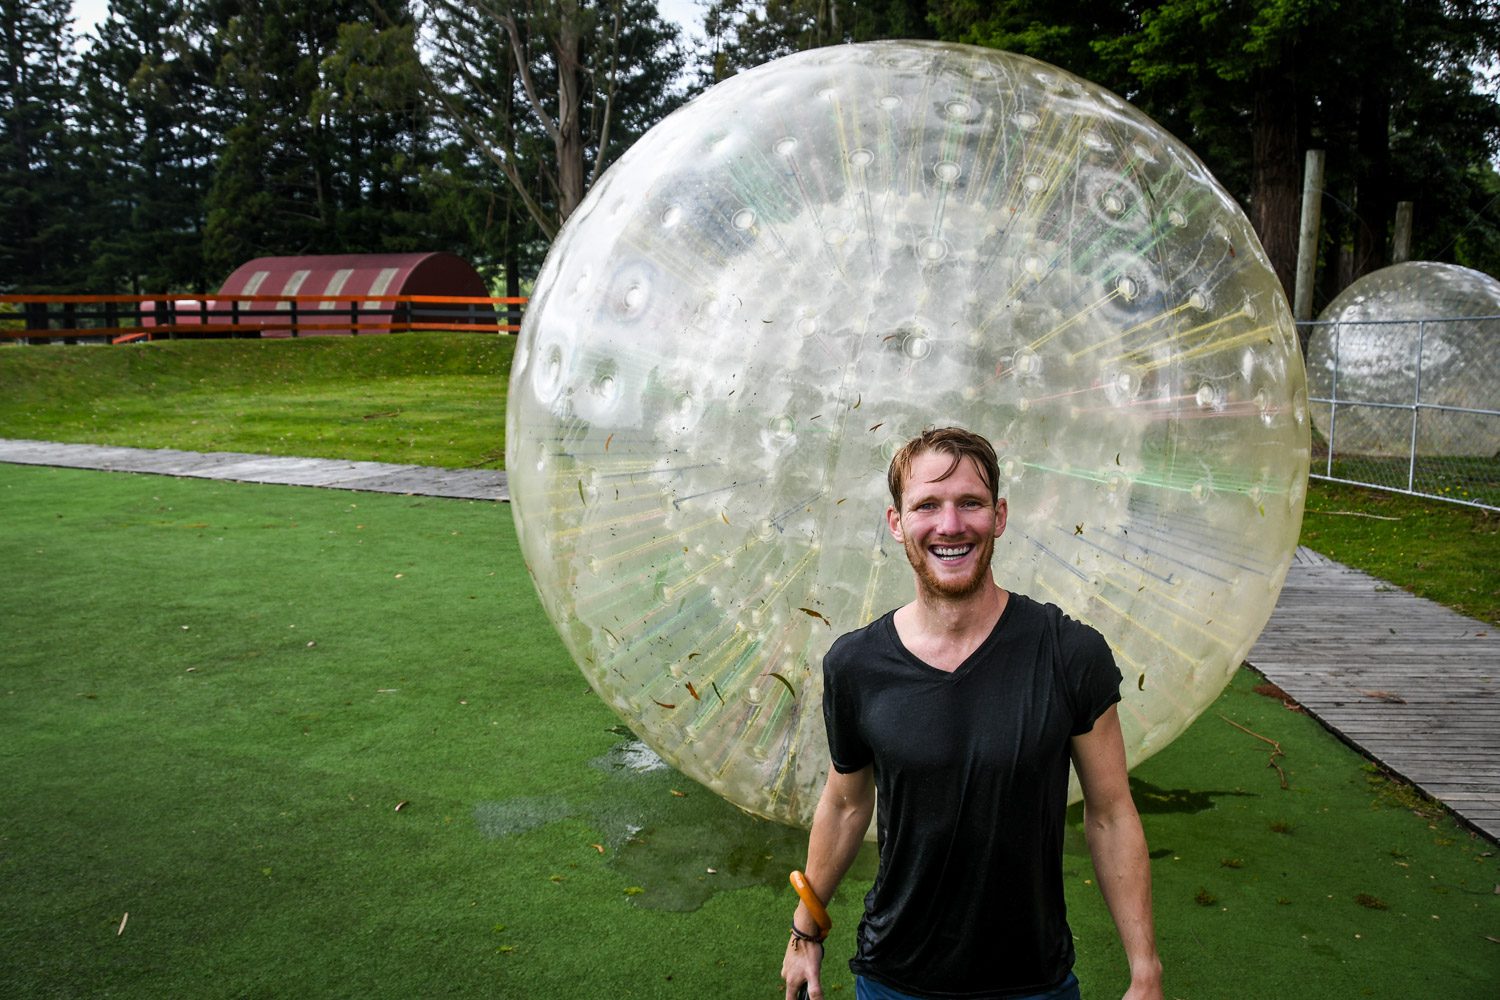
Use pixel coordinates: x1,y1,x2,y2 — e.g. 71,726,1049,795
1392,202,1414,263
1293,150,1326,323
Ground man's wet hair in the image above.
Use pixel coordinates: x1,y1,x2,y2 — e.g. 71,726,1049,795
887,427,1001,511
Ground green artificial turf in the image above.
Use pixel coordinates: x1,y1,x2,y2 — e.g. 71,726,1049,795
2,464,1495,998
0,335,512,469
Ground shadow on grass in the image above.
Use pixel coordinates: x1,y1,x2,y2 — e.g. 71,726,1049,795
1061,779,1255,859
1063,777,1255,831
1126,776,1255,815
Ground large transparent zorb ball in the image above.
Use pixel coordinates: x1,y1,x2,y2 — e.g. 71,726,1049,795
1309,261,1500,457
507,42,1310,828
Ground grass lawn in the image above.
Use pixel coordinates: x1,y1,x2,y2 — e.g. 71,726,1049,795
2,463,1495,999
0,335,511,470
1302,481,1500,624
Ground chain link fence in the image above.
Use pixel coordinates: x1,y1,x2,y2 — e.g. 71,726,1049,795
1300,315,1500,511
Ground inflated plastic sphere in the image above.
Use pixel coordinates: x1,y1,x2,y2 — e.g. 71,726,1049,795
1309,261,1500,457
507,42,1310,828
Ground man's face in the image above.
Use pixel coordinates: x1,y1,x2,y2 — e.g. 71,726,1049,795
886,450,1007,600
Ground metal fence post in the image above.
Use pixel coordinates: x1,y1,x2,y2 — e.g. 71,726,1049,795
1327,322,1339,477
1408,320,1426,492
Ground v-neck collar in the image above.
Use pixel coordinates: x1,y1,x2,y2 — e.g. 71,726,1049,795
882,593,1021,680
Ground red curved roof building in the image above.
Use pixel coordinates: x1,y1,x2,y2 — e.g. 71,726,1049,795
220,251,489,302
143,252,496,337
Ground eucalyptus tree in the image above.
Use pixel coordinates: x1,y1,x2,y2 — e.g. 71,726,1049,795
417,0,690,240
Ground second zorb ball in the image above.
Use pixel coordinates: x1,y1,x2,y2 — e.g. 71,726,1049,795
1309,261,1500,457
507,42,1310,828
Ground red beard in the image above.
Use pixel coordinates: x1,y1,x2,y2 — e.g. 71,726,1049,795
903,529,995,599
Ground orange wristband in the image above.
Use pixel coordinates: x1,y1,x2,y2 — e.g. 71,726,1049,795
789,870,832,936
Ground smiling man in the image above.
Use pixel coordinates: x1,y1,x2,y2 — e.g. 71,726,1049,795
781,427,1163,1000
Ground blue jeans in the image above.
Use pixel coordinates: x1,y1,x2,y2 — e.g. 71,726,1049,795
855,971,1081,1000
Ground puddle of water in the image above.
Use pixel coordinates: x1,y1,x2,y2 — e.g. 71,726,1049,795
475,735,876,913
472,795,581,838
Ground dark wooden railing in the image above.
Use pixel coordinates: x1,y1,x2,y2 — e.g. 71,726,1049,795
0,293,528,343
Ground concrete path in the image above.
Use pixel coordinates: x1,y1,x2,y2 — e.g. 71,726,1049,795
0,438,507,500
2,438,1494,842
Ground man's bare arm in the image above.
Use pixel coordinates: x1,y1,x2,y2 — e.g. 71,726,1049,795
1071,705,1163,1000
782,763,875,1000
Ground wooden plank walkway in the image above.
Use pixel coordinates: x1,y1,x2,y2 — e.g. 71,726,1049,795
3,440,1495,841
1249,547,1498,843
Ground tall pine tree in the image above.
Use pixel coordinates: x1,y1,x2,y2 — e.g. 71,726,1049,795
78,0,222,292
312,8,439,252
204,0,435,276
0,0,84,291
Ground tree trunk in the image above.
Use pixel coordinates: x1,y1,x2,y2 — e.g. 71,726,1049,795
1249,65,1301,299
1319,203,1347,309
1351,81,1392,280
504,187,522,314
553,5,587,224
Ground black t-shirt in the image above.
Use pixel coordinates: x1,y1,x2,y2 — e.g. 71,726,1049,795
822,592,1123,999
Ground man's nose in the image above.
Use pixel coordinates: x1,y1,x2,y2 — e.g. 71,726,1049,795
938,503,964,533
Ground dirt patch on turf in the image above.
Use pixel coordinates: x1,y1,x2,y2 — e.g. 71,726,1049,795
1252,681,1305,712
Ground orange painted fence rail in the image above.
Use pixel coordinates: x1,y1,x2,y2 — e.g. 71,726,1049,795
0,293,528,343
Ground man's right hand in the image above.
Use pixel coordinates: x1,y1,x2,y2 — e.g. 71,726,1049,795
781,935,822,1000
782,764,873,1000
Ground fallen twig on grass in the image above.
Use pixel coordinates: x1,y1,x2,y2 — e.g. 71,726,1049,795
1306,509,1401,520
1219,714,1288,788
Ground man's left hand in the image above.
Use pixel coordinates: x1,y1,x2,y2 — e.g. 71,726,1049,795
1120,963,1164,1000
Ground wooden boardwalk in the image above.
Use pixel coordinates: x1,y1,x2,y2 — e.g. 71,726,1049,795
2,440,1495,840
1249,547,1498,842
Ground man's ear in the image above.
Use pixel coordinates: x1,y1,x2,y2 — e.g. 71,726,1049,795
886,505,904,542
994,498,1008,538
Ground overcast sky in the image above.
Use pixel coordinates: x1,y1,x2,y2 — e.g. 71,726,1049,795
70,0,108,39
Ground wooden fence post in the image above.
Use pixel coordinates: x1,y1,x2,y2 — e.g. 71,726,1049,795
1293,149,1326,324
1392,202,1414,263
